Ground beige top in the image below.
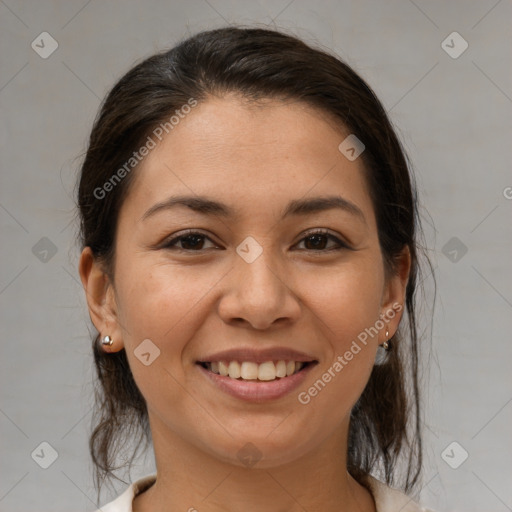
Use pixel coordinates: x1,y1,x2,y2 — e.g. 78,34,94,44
95,473,435,511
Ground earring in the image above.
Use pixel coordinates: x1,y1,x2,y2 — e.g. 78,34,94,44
375,330,391,365
382,330,390,351
101,335,113,347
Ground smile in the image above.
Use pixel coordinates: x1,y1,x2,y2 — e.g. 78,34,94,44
196,359,317,402
199,360,310,381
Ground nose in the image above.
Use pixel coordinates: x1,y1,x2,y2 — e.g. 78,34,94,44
218,246,301,330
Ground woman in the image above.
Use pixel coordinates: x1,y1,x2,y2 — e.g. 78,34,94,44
78,27,434,512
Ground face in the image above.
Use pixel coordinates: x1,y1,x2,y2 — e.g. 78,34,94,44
82,95,408,469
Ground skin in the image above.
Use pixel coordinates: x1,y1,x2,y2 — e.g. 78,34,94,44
80,94,410,512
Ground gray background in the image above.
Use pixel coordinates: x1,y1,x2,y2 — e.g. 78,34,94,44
1,1,511,511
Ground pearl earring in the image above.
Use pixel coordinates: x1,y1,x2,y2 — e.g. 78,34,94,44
375,330,391,365
101,335,113,346
382,330,390,351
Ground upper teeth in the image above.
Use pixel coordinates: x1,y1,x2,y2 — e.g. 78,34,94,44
206,360,305,381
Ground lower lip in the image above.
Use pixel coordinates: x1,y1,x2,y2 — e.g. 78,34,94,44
197,363,315,403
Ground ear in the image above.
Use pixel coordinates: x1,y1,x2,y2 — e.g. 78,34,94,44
78,247,124,352
380,245,411,341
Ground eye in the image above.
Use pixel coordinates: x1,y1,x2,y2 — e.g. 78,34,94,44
160,229,350,253
162,230,219,251
294,229,349,251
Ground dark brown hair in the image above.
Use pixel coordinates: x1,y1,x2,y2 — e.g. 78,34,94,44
77,26,430,501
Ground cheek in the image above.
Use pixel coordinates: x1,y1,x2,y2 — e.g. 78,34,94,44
113,262,217,409
299,257,384,342
295,267,382,421
116,263,216,343
295,258,383,407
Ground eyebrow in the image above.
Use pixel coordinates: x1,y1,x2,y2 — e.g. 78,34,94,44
141,194,366,223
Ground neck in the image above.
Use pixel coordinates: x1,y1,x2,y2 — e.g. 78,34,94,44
133,414,376,512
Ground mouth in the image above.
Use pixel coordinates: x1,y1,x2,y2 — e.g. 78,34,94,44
195,347,318,402
197,359,315,381
196,359,317,402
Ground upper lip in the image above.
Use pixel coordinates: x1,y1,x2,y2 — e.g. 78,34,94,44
197,347,318,364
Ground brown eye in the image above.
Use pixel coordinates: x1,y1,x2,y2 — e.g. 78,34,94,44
161,229,349,253
176,234,206,250
162,231,218,251
296,230,349,251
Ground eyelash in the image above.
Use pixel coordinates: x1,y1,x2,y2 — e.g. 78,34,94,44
161,229,350,253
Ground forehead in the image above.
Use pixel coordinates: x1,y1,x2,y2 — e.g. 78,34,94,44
122,95,376,225
157,95,347,167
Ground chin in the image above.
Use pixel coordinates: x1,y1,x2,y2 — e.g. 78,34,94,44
199,431,316,470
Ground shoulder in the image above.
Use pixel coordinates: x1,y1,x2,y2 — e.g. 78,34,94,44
365,475,436,512
92,474,157,512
